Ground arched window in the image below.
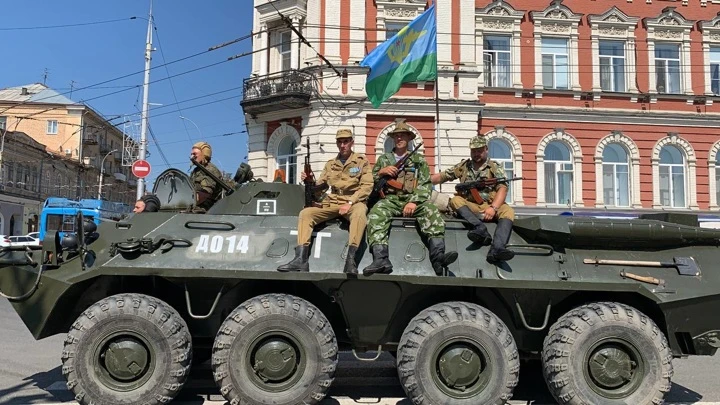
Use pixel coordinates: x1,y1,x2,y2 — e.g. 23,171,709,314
602,143,630,207
716,156,720,207
659,145,686,208
544,141,573,205
276,136,298,183
489,138,514,203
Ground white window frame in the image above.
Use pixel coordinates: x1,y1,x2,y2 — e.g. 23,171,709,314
588,7,639,97
544,144,574,206
531,1,582,97
651,133,698,209
654,43,682,94
541,38,569,90
711,47,720,96
266,122,302,184
488,138,515,203
599,40,626,92
0,116,6,130
47,120,58,134
276,30,292,72
658,146,686,208
384,21,407,40
483,35,512,88
375,1,425,41
700,15,720,99
710,141,720,209
601,144,631,207
594,132,641,208
645,9,694,97
476,1,524,94
536,129,583,207
485,126,524,205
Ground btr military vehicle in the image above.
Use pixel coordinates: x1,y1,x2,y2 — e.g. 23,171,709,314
1,167,719,405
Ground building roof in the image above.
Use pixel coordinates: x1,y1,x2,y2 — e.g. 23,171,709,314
0,83,78,105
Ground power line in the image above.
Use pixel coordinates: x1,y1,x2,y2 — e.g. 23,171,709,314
0,17,135,31
151,18,194,145
0,29,262,116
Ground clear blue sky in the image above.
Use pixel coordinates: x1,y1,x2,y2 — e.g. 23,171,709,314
1,0,253,186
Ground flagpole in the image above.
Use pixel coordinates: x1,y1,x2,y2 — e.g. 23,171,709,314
433,0,441,175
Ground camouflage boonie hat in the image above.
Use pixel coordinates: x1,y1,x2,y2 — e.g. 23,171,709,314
469,136,487,149
336,129,353,139
389,121,416,140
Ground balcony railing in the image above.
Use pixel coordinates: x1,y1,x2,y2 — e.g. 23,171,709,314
241,70,314,116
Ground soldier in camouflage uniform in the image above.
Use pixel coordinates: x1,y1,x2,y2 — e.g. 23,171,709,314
278,129,373,274
431,135,516,262
190,141,223,213
364,121,458,277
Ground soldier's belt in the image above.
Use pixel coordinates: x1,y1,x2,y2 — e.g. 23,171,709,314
331,187,353,196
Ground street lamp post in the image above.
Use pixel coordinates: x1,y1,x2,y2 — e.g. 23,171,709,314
179,116,203,139
98,149,118,199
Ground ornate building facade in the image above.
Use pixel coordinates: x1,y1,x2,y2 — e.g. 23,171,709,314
243,0,720,214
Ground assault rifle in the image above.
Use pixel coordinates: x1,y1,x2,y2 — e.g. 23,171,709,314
368,142,424,205
455,176,522,204
190,158,235,196
303,137,328,208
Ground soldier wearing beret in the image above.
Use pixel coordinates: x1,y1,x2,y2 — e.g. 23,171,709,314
278,129,373,274
190,141,223,212
431,135,516,263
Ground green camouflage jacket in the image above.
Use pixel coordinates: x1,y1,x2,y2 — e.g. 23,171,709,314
373,151,431,204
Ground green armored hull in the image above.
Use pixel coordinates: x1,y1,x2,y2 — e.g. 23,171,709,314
1,169,719,405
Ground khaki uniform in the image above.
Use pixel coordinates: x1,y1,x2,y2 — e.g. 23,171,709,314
441,159,515,220
190,161,223,211
297,152,373,247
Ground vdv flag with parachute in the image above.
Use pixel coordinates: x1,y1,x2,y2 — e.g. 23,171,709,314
360,4,437,108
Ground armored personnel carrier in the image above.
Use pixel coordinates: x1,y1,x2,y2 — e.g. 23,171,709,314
1,168,719,405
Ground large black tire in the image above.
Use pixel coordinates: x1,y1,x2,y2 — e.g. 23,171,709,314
397,301,520,405
212,294,338,405
61,293,192,405
542,302,673,405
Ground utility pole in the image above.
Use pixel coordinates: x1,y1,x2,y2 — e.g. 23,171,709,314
136,0,153,200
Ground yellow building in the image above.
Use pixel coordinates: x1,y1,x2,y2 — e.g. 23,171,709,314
0,83,137,206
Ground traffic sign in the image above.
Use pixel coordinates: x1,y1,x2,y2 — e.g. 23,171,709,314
132,160,151,179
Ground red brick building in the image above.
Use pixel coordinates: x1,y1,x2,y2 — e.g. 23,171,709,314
243,0,720,214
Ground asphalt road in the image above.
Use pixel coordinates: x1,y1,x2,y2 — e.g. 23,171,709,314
1,298,718,405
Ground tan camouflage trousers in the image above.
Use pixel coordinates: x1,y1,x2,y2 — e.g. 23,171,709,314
367,195,445,247
449,196,515,220
297,203,368,247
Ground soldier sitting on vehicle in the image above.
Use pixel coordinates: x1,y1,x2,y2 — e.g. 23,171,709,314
364,121,458,277
190,141,223,213
431,135,515,263
133,194,161,213
277,129,373,274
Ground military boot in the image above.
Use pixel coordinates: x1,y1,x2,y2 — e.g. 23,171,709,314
428,238,459,276
455,206,492,245
344,245,358,275
277,245,310,272
487,219,515,263
363,245,393,276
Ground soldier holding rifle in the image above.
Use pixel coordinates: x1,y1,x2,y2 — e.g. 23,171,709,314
278,129,373,274
364,121,458,277
431,135,517,263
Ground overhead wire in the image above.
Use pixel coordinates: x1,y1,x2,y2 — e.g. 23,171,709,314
0,17,136,31
0,28,264,116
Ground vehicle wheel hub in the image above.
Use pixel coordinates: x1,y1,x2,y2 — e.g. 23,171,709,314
437,344,483,389
101,337,150,382
588,345,637,389
252,338,298,383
